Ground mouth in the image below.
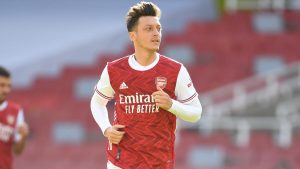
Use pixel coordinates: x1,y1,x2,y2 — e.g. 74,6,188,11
151,40,160,44
0,93,7,99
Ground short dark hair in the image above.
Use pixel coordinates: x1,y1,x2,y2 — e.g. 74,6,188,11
0,66,10,78
126,1,161,32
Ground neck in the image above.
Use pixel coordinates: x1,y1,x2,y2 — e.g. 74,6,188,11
0,100,5,106
134,49,157,66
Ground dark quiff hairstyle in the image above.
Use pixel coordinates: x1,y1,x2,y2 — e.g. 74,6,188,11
126,1,161,32
0,66,10,78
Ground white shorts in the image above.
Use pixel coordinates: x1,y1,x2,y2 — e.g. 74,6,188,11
107,161,122,169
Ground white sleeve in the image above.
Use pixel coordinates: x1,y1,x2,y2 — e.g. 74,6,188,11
168,65,202,122
91,65,114,135
14,109,25,142
175,65,198,103
90,94,112,135
94,65,115,100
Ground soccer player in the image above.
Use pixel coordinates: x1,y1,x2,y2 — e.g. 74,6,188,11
0,66,29,169
90,1,202,169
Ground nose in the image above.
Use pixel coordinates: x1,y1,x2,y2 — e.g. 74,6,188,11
153,28,160,36
4,87,10,94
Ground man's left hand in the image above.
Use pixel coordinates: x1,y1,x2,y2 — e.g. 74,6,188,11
152,87,172,110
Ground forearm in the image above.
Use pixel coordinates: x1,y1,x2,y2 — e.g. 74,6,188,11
168,99,202,123
90,94,112,135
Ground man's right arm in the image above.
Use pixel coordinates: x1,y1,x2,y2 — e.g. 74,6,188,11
90,94,111,134
90,65,125,144
13,110,29,155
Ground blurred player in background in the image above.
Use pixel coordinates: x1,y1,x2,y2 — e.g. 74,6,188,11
91,1,202,169
0,66,29,169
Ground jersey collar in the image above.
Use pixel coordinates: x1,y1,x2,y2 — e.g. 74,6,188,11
0,101,8,111
128,53,160,71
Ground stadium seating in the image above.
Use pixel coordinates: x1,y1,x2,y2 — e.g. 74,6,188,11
11,11,300,169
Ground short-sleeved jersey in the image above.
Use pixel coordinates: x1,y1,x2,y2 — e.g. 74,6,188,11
0,101,21,169
95,54,198,169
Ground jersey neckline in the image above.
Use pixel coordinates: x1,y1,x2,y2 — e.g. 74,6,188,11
128,53,160,71
0,101,8,111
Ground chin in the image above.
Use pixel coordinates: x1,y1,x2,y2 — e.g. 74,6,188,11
150,48,159,53
151,46,160,51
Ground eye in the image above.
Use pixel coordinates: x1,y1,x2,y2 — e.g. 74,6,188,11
145,27,152,31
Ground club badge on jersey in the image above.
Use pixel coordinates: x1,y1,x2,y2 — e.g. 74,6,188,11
155,77,167,90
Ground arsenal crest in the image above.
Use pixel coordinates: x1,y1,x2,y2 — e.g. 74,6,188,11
155,77,167,90
7,115,15,125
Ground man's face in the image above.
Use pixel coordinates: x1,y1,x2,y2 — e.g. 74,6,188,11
0,76,11,103
131,16,162,52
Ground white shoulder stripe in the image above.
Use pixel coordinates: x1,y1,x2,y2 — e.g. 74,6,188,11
178,93,198,103
95,87,113,100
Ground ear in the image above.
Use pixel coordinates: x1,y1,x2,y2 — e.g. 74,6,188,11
128,32,136,42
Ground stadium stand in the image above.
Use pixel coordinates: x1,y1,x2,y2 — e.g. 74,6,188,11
5,1,300,169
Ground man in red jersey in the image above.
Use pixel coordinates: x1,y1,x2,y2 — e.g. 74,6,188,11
91,1,202,169
0,66,29,169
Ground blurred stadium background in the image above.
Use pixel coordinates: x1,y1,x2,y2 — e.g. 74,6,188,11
1,0,300,168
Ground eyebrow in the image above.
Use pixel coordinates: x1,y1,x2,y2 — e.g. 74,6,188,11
144,24,161,27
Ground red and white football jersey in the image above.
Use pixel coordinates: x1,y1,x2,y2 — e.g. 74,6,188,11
0,101,23,169
95,54,198,169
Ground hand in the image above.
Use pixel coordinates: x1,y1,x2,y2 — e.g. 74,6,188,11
104,125,126,144
17,122,29,139
152,86,173,110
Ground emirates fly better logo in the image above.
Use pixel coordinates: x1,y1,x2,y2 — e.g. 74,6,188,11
118,77,167,114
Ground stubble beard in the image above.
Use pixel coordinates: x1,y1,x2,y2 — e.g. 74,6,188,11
0,93,7,104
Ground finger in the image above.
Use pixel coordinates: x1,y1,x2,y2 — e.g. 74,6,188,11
110,136,124,144
154,94,168,99
110,138,122,144
111,134,124,140
111,140,121,144
113,124,126,130
157,86,163,91
153,94,163,101
152,90,165,96
154,95,169,103
152,91,159,97
154,98,160,103
154,97,166,104
110,139,119,144
110,133,124,139
114,124,125,128
111,130,125,136
155,98,168,105
155,99,168,105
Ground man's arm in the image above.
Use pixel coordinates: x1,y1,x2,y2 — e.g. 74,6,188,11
90,94,125,145
13,123,29,155
168,98,202,122
152,87,202,123
13,110,29,155
152,65,202,123
90,65,125,145
90,94,111,134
